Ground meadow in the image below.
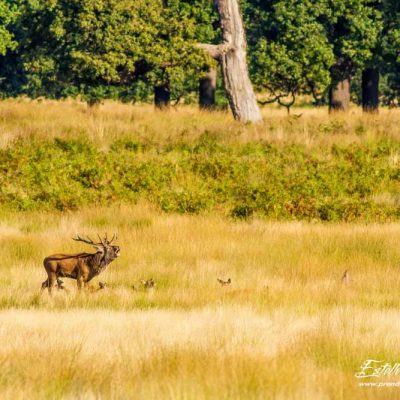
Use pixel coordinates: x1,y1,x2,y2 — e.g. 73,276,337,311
0,101,400,399
1,101,400,221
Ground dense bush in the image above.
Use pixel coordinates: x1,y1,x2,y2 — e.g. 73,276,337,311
1,135,399,221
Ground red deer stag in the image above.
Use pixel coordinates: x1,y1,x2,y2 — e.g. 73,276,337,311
41,234,120,294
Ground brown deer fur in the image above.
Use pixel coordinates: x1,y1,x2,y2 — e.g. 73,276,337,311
41,235,120,294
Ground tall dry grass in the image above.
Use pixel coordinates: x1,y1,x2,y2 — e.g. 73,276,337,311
1,307,399,399
0,99,399,149
1,205,400,398
1,101,400,398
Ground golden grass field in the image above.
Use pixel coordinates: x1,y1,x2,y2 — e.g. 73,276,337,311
1,205,400,399
0,99,399,149
1,101,400,399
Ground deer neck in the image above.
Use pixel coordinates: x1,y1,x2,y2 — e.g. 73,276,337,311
91,251,112,276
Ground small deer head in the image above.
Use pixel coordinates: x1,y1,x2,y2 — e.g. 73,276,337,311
141,279,155,289
217,278,231,286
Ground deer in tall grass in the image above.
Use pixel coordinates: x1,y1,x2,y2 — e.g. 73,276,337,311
41,234,120,294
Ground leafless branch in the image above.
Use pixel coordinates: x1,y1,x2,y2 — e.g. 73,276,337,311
196,43,222,61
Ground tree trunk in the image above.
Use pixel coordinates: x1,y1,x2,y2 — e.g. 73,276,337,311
362,68,379,113
154,85,170,109
214,0,262,123
199,68,217,110
329,78,351,112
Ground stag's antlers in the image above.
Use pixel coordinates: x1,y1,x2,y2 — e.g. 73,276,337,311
103,233,117,245
72,233,118,246
73,235,100,245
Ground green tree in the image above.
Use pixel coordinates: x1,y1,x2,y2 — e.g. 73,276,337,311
0,0,214,105
323,0,382,111
243,0,334,110
243,0,382,111
0,0,17,96
140,0,215,107
5,0,148,103
381,0,400,106
0,0,15,55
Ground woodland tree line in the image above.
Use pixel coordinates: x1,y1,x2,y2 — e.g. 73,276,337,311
0,0,398,119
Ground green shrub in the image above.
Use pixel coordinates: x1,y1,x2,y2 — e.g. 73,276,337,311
0,136,399,221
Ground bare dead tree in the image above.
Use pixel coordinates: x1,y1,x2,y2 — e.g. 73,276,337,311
258,87,297,115
197,0,262,123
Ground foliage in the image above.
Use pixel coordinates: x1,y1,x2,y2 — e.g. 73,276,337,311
244,0,384,106
1,134,400,221
381,0,400,103
0,0,15,55
322,0,383,92
0,0,216,103
0,1,398,105
140,0,217,102
243,0,335,105
0,0,140,100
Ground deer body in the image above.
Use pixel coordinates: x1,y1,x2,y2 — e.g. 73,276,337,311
42,235,120,293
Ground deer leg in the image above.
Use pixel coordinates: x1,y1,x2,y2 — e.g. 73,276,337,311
77,275,89,291
47,273,57,295
77,276,84,291
41,279,49,291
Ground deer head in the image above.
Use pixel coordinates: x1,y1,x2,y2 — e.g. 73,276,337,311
73,233,120,261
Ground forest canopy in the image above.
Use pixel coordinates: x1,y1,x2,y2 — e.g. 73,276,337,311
0,0,398,110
